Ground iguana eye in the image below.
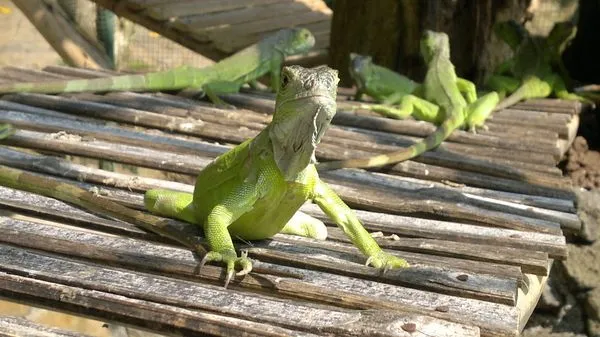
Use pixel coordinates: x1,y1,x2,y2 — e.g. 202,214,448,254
281,74,290,89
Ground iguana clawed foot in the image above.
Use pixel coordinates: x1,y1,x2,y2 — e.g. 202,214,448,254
365,250,409,272
199,249,253,288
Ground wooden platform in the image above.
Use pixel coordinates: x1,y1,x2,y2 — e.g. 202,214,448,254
0,66,587,337
89,0,332,64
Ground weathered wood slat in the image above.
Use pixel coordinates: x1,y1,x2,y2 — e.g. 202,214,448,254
0,221,511,336
0,93,574,198
511,99,584,115
324,170,579,230
177,2,317,32
0,273,324,337
0,184,549,277
0,316,92,337
0,150,567,260
70,91,561,170
1,102,566,184
0,144,573,241
0,131,569,233
223,91,564,158
144,0,294,21
0,67,563,165
0,216,517,305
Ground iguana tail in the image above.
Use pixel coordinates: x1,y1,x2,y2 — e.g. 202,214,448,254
0,67,203,94
317,111,463,171
494,75,552,111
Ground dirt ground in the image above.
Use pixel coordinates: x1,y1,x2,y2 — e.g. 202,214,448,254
1,1,600,336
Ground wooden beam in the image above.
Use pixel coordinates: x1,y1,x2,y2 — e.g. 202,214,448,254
11,0,112,69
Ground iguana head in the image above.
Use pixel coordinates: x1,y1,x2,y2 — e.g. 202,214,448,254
270,65,339,180
420,30,450,63
348,53,373,86
273,28,316,56
494,20,528,51
547,21,577,53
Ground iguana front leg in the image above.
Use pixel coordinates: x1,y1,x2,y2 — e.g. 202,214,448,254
455,78,478,104
200,182,258,288
269,56,284,92
202,81,243,108
312,179,409,270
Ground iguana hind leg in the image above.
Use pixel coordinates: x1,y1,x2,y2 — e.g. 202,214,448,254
465,91,500,133
280,211,327,240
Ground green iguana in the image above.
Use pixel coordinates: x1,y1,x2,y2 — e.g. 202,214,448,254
144,65,409,287
0,28,315,106
347,52,486,124
318,31,499,171
487,20,592,111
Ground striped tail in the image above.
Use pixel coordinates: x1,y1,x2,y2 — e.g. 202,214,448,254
0,68,202,94
317,111,463,171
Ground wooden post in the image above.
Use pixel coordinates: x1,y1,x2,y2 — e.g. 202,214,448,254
12,0,112,69
330,0,531,86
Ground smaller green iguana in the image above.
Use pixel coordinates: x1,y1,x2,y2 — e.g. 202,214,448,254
144,65,409,287
487,20,592,110
0,28,315,106
318,31,499,171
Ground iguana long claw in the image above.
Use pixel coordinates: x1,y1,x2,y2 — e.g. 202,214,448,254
198,250,252,288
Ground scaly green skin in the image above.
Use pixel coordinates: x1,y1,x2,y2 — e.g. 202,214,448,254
0,28,315,106
144,65,409,287
349,53,467,123
487,20,592,110
318,31,499,171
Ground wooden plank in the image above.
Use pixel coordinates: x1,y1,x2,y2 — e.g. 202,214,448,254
209,15,330,52
0,243,483,337
511,99,584,115
0,224,511,336
0,131,569,232
0,315,92,337
0,153,567,261
0,216,517,305
0,184,549,276
11,0,112,69
92,0,228,61
1,100,566,184
0,93,573,197
0,143,576,233
209,19,332,52
144,0,293,21
221,92,563,160
0,110,570,198
177,2,319,32
69,91,559,170
324,170,579,231
0,273,322,337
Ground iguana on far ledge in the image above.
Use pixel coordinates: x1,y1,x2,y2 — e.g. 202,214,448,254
144,65,409,287
486,20,592,111
318,31,499,171
0,28,315,106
